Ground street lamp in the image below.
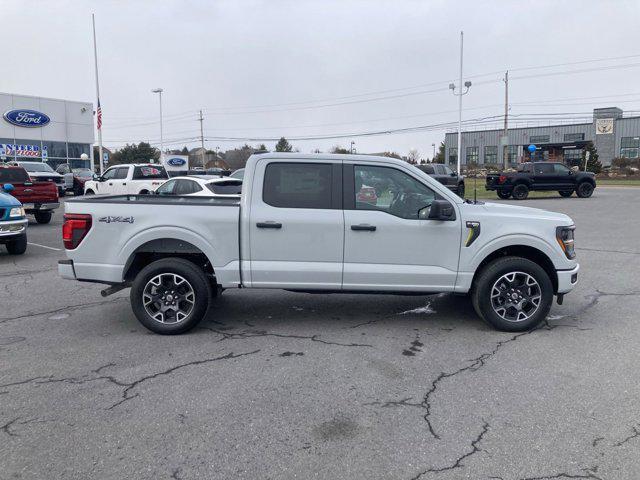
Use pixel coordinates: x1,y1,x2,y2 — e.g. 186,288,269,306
151,88,164,161
432,143,436,161
350,141,355,154
449,31,472,175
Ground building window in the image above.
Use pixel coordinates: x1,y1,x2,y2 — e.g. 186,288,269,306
563,149,583,166
484,146,498,164
466,146,479,164
530,135,550,144
564,133,585,142
507,145,518,164
42,141,67,158
68,143,90,158
620,137,640,158
448,147,457,165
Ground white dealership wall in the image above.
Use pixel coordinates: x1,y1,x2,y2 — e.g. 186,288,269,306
0,92,94,169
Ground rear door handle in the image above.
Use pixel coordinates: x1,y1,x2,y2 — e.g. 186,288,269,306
122,182,127,186
257,222,282,229
351,224,376,231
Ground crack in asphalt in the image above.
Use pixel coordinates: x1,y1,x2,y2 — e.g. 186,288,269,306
515,468,602,480
0,416,55,437
613,425,640,447
0,297,127,323
203,327,372,348
410,421,489,479
576,246,640,255
0,267,56,278
0,350,260,412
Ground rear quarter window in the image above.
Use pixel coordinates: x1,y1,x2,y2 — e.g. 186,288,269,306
132,166,168,180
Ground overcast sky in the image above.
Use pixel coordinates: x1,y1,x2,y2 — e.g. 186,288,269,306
3,0,640,158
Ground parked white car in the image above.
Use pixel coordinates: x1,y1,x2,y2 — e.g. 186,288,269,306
14,161,71,195
59,153,579,335
83,164,168,195
155,176,242,198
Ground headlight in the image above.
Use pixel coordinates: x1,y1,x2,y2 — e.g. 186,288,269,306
556,225,576,259
9,207,25,218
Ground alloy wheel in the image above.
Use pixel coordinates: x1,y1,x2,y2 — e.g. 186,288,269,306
142,273,195,324
490,271,542,323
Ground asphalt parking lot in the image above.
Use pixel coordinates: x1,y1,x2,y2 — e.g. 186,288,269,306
1,188,639,480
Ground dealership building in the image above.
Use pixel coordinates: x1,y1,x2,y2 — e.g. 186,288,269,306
444,107,640,168
0,92,94,170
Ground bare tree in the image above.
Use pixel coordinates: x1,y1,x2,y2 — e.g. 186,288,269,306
407,149,420,164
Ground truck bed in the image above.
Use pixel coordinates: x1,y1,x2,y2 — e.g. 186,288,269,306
63,194,241,286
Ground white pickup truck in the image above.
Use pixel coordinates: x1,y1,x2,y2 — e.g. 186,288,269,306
83,163,169,195
59,153,579,334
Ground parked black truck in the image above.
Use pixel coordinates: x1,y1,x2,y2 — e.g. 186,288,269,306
486,162,596,200
416,163,465,197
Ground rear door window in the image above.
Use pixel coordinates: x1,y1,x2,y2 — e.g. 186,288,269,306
263,163,332,209
114,167,128,179
0,167,29,183
132,165,168,180
534,163,553,174
206,180,242,195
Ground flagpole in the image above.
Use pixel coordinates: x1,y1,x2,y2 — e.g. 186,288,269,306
92,13,104,175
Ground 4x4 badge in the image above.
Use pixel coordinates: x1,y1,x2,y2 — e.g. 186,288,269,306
98,216,134,224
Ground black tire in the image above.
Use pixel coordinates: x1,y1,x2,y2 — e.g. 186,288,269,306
34,211,52,224
130,258,212,335
512,183,529,200
457,182,465,197
558,190,573,198
139,190,150,195
85,189,95,195
576,182,594,198
471,256,553,332
497,190,512,199
6,234,27,255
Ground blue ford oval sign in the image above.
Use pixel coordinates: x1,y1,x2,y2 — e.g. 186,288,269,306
167,157,186,166
3,109,51,128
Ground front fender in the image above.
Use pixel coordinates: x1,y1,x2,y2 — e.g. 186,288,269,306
466,233,569,272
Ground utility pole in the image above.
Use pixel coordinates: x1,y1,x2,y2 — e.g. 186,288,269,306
502,70,509,169
350,141,355,154
432,143,436,161
198,109,205,168
448,31,471,175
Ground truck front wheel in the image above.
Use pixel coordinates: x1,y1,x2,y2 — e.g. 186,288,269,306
576,182,594,198
471,256,553,332
497,190,511,199
130,258,212,335
6,234,27,255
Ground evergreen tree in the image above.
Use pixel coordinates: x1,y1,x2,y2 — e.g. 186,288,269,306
275,137,293,152
582,142,602,174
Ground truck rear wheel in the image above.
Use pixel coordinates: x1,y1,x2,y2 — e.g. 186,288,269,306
6,234,27,255
34,211,52,224
471,256,553,332
558,190,573,197
130,258,212,335
497,190,511,199
512,184,529,200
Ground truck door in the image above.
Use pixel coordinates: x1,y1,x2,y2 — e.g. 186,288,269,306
96,167,118,194
111,166,129,194
248,160,344,289
342,162,461,291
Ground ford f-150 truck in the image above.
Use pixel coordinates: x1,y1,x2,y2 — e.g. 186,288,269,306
58,153,579,334
0,164,59,224
83,163,169,195
486,162,596,200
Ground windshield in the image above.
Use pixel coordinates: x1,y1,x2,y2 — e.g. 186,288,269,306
230,169,244,179
0,167,30,183
20,162,54,173
73,169,94,178
205,180,242,195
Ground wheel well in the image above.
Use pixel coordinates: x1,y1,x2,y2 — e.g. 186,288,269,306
471,245,558,293
139,189,150,194
123,238,215,282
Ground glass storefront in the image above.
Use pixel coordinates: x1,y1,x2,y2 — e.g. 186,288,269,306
0,138,91,170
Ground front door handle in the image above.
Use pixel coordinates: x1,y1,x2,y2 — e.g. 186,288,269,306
257,221,282,229
351,224,376,231
122,182,127,186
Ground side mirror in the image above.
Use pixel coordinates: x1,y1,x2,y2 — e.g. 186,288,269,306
420,199,456,221
2,183,15,193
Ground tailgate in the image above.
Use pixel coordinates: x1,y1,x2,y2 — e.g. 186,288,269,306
485,174,500,188
13,182,58,204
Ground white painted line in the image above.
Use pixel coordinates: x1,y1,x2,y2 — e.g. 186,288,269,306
27,242,62,251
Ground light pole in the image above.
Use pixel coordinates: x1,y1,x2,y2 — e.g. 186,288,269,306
449,31,471,174
151,88,164,161
350,141,355,154
432,143,436,161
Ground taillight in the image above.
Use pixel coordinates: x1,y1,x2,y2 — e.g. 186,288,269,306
62,214,92,249
498,175,507,184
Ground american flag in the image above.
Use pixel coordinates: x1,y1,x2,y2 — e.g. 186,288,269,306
96,100,102,130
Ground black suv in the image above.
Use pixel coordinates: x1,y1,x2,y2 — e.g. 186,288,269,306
416,163,465,196
486,162,596,200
